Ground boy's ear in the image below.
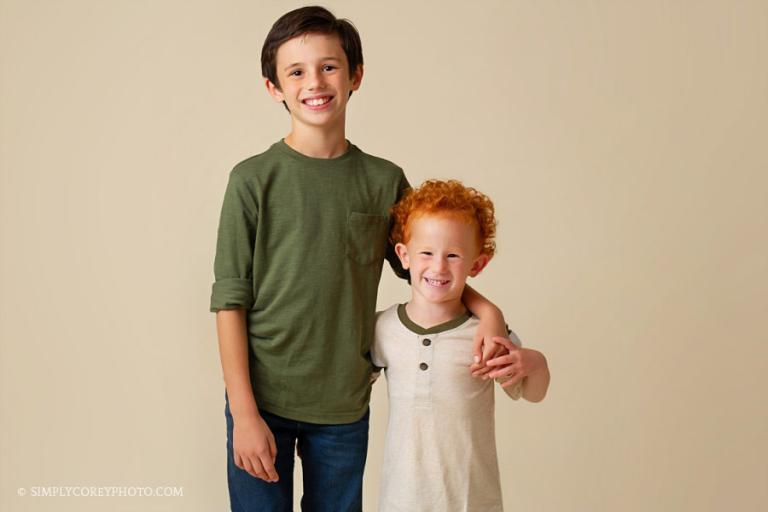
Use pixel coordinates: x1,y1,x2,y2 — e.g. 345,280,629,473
468,253,491,278
265,78,284,102
350,64,364,92
394,242,409,269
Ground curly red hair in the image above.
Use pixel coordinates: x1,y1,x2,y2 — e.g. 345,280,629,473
390,179,497,257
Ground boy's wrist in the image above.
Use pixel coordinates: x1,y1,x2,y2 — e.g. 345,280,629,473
231,409,262,424
227,395,261,423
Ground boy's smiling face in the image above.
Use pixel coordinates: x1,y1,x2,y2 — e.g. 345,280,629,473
266,32,362,132
396,213,490,309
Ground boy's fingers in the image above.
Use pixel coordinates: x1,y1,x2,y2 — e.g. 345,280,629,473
241,456,259,478
250,456,272,482
472,365,493,377
238,452,273,482
489,363,522,379
268,433,277,461
261,455,279,482
481,337,495,361
491,336,517,351
488,368,511,379
470,337,517,377
487,354,515,367
244,457,262,480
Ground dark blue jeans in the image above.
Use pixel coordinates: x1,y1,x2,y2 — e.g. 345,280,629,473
224,392,370,512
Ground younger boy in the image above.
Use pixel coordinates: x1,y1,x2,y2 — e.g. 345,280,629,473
372,180,550,511
209,6,509,511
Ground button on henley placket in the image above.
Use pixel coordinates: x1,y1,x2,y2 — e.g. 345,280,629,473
415,335,434,406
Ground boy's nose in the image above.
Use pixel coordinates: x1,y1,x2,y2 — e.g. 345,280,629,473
433,258,448,272
306,70,326,90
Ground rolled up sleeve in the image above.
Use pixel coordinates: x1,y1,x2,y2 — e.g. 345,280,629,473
209,171,258,312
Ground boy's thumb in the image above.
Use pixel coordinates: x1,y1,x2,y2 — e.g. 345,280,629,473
472,336,483,363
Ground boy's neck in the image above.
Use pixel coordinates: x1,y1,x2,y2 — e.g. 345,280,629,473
405,295,468,330
284,120,348,159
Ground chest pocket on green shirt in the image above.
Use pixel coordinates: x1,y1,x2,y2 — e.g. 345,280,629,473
346,212,389,265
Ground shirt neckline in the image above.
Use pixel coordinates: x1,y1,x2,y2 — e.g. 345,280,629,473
396,303,472,335
273,138,359,165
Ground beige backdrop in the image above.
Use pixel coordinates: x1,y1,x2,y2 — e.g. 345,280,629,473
1,0,766,511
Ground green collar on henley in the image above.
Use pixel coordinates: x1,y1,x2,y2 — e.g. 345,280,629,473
397,303,472,335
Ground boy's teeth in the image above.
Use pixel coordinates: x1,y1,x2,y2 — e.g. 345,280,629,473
426,278,449,286
305,97,330,106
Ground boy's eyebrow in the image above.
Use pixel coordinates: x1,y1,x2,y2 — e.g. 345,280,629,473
283,57,342,71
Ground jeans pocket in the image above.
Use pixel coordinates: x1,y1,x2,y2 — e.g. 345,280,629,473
345,212,388,265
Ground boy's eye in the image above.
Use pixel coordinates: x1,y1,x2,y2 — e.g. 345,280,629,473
289,69,302,77
448,254,460,259
322,65,337,72
420,252,432,256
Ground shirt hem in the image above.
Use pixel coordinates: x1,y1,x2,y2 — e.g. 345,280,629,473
258,402,370,425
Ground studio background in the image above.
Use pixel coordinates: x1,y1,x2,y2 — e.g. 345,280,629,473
1,1,766,511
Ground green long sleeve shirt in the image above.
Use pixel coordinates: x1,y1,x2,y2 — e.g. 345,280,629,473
210,139,409,423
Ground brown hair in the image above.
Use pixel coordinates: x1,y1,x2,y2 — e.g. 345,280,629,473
261,6,363,89
390,180,497,257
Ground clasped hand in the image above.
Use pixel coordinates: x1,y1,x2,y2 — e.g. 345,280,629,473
470,335,546,389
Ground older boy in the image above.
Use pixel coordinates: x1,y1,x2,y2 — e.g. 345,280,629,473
210,6,508,511
372,180,550,511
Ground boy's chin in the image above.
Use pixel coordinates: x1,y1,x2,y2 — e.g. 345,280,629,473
292,110,342,128
415,289,462,304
